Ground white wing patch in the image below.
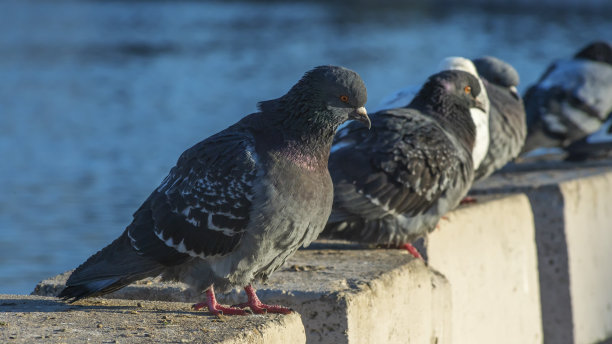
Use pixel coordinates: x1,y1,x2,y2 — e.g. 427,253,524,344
155,231,206,259
207,214,236,236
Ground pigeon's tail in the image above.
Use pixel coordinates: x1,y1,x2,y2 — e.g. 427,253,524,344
58,231,163,302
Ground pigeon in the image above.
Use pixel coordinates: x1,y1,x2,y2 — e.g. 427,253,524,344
58,65,370,316
471,56,527,181
377,57,490,171
522,41,612,154
321,70,485,257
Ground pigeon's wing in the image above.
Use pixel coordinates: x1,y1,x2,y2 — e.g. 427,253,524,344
536,60,612,122
126,125,258,266
330,109,467,223
523,60,612,152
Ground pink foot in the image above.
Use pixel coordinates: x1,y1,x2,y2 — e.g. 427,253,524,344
192,287,247,316
460,196,477,205
243,285,292,314
401,243,423,259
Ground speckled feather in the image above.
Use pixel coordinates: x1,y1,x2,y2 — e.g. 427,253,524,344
322,70,480,246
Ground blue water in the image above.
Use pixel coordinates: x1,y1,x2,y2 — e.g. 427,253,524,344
1,0,610,294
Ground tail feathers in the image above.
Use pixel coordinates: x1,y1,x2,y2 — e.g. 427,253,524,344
59,230,163,302
58,272,157,302
59,278,121,301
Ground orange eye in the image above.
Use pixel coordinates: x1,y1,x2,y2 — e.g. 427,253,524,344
340,95,349,103
464,86,471,94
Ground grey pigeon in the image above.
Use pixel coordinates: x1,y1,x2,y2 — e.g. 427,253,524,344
472,56,527,180
58,65,370,316
522,41,612,154
321,70,484,256
377,57,491,171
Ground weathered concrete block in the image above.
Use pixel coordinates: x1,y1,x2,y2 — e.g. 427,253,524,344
560,172,612,344
428,194,543,344
0,294,306,344
34,249,451,344
474,162,612,344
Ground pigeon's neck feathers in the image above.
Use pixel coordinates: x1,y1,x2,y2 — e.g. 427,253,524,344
254,99,339,170
409,88,476,152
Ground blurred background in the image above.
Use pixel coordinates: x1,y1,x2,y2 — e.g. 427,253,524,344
1,0,610,295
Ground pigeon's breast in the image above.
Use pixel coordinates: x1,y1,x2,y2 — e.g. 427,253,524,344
208,152,333,289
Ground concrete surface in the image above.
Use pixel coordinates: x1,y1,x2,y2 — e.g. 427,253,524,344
473,161,612,344
561,172,612,344
0,294,305,344
34,249,450,344
29,161,612,344
427,193,543,344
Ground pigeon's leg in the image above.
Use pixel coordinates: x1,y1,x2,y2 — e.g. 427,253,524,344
460,196,477,205
192,286,247,316
401,243,423,259
241,285,292,314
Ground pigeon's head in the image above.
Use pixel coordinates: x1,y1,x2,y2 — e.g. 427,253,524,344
279,65,370,129
574,41,612,66
473,56,520,89
419,70,486,114
438,56,478,76
439,56,491,116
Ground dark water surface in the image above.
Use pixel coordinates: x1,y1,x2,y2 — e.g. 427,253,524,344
1,0,610,294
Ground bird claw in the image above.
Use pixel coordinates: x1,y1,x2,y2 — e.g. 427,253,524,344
401,243,423,259
213,306,248,316
231,301,292,314
241,285,293,315
195,303,248,316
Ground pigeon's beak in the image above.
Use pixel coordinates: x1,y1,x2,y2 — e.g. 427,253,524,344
474,99,487,113
349,106,371,129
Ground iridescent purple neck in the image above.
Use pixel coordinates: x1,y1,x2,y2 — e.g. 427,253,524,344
278,140,330,172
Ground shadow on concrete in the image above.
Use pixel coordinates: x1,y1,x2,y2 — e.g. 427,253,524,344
0,297,205,316
527,184,574,344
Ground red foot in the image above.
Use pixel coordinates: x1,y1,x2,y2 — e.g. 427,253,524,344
460,196,477,205
192,287,247,316
401,243,423,259
241,285,292,314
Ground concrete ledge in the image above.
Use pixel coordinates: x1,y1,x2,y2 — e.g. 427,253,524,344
34,249,450,344
473,162,612,344
553,170,612,343
0,294,305,344
31,162,612,344
428,193,543,344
